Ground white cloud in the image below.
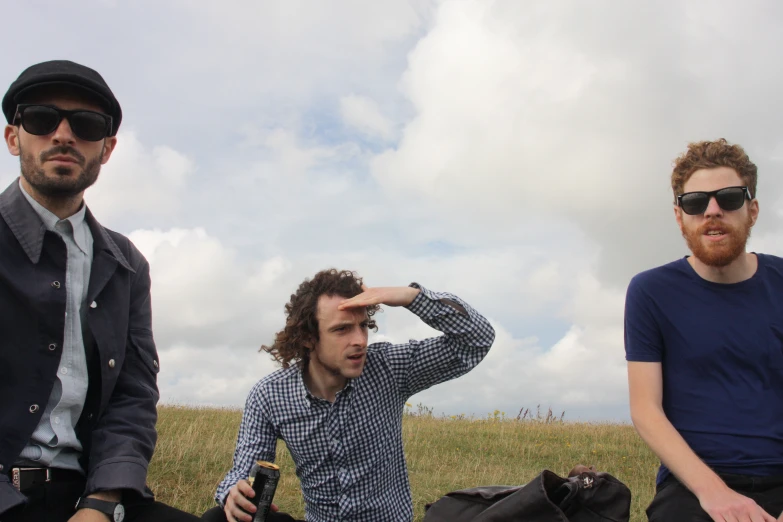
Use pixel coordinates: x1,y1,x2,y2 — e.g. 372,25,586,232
157,344,279,407
340,95,395,141
85,130,194,224
407,270,629,420
370,0,783,285
128,227,295,351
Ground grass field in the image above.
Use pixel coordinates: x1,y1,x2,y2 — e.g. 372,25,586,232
148,405,659,521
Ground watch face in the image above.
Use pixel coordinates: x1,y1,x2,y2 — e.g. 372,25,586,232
114,504,125,522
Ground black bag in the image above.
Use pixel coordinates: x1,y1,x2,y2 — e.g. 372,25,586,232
423,469,631,522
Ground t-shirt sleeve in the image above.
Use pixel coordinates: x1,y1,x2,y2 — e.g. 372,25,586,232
624,275,664,362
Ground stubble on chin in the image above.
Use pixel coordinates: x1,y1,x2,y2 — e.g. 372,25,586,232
19,149,103,199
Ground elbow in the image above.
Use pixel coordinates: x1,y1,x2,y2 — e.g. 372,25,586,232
485,322,496,349
629,401,665,436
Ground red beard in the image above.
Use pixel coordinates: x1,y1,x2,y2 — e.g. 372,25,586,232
682,214,753,267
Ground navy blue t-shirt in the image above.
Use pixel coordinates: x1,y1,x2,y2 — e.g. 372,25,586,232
624,253,783,485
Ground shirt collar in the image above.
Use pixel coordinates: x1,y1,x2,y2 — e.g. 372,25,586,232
297,366,356,408
18,180,90,254
0,178,133,270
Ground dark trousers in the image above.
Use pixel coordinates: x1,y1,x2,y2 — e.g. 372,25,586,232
201,506,302,522
0,476,201,522
647,473,783,521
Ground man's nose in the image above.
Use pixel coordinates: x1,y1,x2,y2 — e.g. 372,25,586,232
703,195,723,218
350,328,368,346
51,116,76,144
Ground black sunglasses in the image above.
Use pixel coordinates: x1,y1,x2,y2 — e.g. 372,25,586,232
676,186,752,216
14,104,112,142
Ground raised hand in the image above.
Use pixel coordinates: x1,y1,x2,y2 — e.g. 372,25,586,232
338,285,420,310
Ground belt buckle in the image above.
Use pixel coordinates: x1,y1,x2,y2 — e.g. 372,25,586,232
10,467,50,492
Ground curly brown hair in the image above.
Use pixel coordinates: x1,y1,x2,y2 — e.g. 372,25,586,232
261,269,380,369
671,138,758,202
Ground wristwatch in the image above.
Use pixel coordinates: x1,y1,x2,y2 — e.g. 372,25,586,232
75,497,125,522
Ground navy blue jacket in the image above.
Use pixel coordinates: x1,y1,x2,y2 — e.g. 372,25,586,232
0,179,160,515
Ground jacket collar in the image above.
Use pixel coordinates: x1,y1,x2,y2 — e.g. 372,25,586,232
0,178,134,272
85,206,134,273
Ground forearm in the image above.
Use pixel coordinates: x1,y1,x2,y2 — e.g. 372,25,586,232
632,405,727,497
407,285,495,348
216,385,278,506
85,352,158,496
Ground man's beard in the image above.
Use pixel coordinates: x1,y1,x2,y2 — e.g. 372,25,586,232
682,214,753,267
20,144,103,198
310,350,345,378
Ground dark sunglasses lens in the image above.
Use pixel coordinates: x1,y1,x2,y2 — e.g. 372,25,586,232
69,111,109,141
716,188,746,211
21,106,60,135
680,193,709,215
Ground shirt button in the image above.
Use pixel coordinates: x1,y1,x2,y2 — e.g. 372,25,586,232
60,367,68,375
54,417,60,425
51,281,61,289
48,343,57,351
90,301,97,309
108,359,115,369
29,404,39,413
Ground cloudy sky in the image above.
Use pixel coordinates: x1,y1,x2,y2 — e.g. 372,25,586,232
3,0,783,421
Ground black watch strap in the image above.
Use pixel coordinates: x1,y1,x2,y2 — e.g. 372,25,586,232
75,497,125,521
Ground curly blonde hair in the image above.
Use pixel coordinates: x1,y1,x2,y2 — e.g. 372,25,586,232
671,138,757,202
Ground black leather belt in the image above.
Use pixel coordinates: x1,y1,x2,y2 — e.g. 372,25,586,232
7,467,84,492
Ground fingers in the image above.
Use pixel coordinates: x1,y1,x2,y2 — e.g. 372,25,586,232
750,503,776,522
225,481,256,522
709,506,776,522
237,479,256,499
271,503,279,512
338,292,379,310
224,500,251,522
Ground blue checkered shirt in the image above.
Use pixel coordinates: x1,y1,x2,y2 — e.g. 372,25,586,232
215,284,495,521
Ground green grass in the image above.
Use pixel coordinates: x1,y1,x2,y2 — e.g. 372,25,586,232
147,405,658,521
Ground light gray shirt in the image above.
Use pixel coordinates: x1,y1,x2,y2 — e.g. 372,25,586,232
16,180,93,472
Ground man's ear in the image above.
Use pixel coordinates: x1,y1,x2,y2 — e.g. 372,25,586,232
673,205,684,230
4,125,20,156
100,136,118,164
749,198,759,227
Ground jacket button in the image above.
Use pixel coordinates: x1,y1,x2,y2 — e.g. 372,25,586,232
29,404,39,413
108,359,115,368
48,343,57,351
90,301,97,309
0,464,3,471
153,360,159,369
51,281,61,289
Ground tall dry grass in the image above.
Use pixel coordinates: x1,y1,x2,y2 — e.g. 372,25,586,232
147,405,659,521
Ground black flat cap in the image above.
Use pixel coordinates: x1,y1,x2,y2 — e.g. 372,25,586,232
2,60,122,136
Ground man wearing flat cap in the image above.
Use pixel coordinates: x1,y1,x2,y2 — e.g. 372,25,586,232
0,61,200,521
